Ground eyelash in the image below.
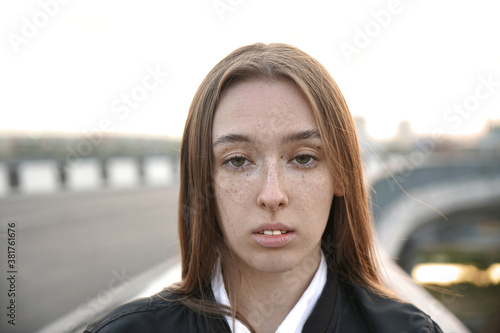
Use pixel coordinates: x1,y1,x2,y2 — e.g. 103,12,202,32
292,153,319,168
221,153,319,170
221,154,250,170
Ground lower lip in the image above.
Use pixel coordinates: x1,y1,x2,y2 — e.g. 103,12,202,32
252,232,295,248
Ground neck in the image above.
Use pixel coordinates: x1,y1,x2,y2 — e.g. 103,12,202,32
222,250,321,333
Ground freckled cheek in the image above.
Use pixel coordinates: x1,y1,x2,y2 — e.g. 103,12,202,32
290,171,333,196
214,173,256,227
214,180,253,248
289,174,334,226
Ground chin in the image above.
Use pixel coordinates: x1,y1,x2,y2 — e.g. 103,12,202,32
253,262,295,274
245,253,304,274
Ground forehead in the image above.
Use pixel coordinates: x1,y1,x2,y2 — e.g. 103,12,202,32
213,78,317,138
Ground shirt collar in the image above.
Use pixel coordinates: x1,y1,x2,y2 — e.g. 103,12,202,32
211,252,328,333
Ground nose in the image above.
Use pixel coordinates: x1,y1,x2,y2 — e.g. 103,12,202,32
257,164,289,211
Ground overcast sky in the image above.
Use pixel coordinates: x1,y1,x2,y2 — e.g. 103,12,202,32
1,0,499,139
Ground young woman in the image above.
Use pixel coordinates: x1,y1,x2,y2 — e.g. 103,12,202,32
85,43,443,332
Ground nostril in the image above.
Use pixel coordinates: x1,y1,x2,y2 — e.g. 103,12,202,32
256,165,289,210
257,185,288,211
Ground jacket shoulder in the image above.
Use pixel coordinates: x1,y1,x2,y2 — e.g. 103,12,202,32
83,290,199,333
337,282,443,333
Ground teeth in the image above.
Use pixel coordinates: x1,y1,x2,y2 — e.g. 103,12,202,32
261,230,287,235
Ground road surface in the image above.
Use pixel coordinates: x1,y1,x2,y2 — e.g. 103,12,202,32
0,186,179,333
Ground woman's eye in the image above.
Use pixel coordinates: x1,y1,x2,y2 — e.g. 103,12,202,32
229,157,247,167
294,155,312,165
221,155,250,169
291,154,319,168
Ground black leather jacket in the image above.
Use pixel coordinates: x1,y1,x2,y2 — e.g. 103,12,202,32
84,269,443,333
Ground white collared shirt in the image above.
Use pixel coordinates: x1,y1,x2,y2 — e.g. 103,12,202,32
211,252,327,333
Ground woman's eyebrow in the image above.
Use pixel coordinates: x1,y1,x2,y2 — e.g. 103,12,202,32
282,129,321,144
212,133,255,147
212,129,321,147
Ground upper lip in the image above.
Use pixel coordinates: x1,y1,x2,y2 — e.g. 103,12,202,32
253,222,293,233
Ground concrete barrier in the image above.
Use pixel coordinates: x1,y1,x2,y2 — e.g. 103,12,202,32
18,159,59,194
144,156,174,186
107,157,140,188
66,158,102,191
0,162,8,196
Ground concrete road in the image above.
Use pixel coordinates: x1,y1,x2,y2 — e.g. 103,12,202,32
0,186,180,333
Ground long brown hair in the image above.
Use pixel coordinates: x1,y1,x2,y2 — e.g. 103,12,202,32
173,42,390,321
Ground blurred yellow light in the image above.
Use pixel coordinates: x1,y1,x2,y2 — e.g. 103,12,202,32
412,264,463,285
489,264,500,284
412,263,500,286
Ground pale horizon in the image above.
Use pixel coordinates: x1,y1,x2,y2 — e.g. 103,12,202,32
2,0,499,140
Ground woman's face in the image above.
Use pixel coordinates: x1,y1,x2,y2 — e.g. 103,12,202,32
212,78,340,275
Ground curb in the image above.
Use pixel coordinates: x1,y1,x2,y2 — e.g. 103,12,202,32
36,256,181,333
